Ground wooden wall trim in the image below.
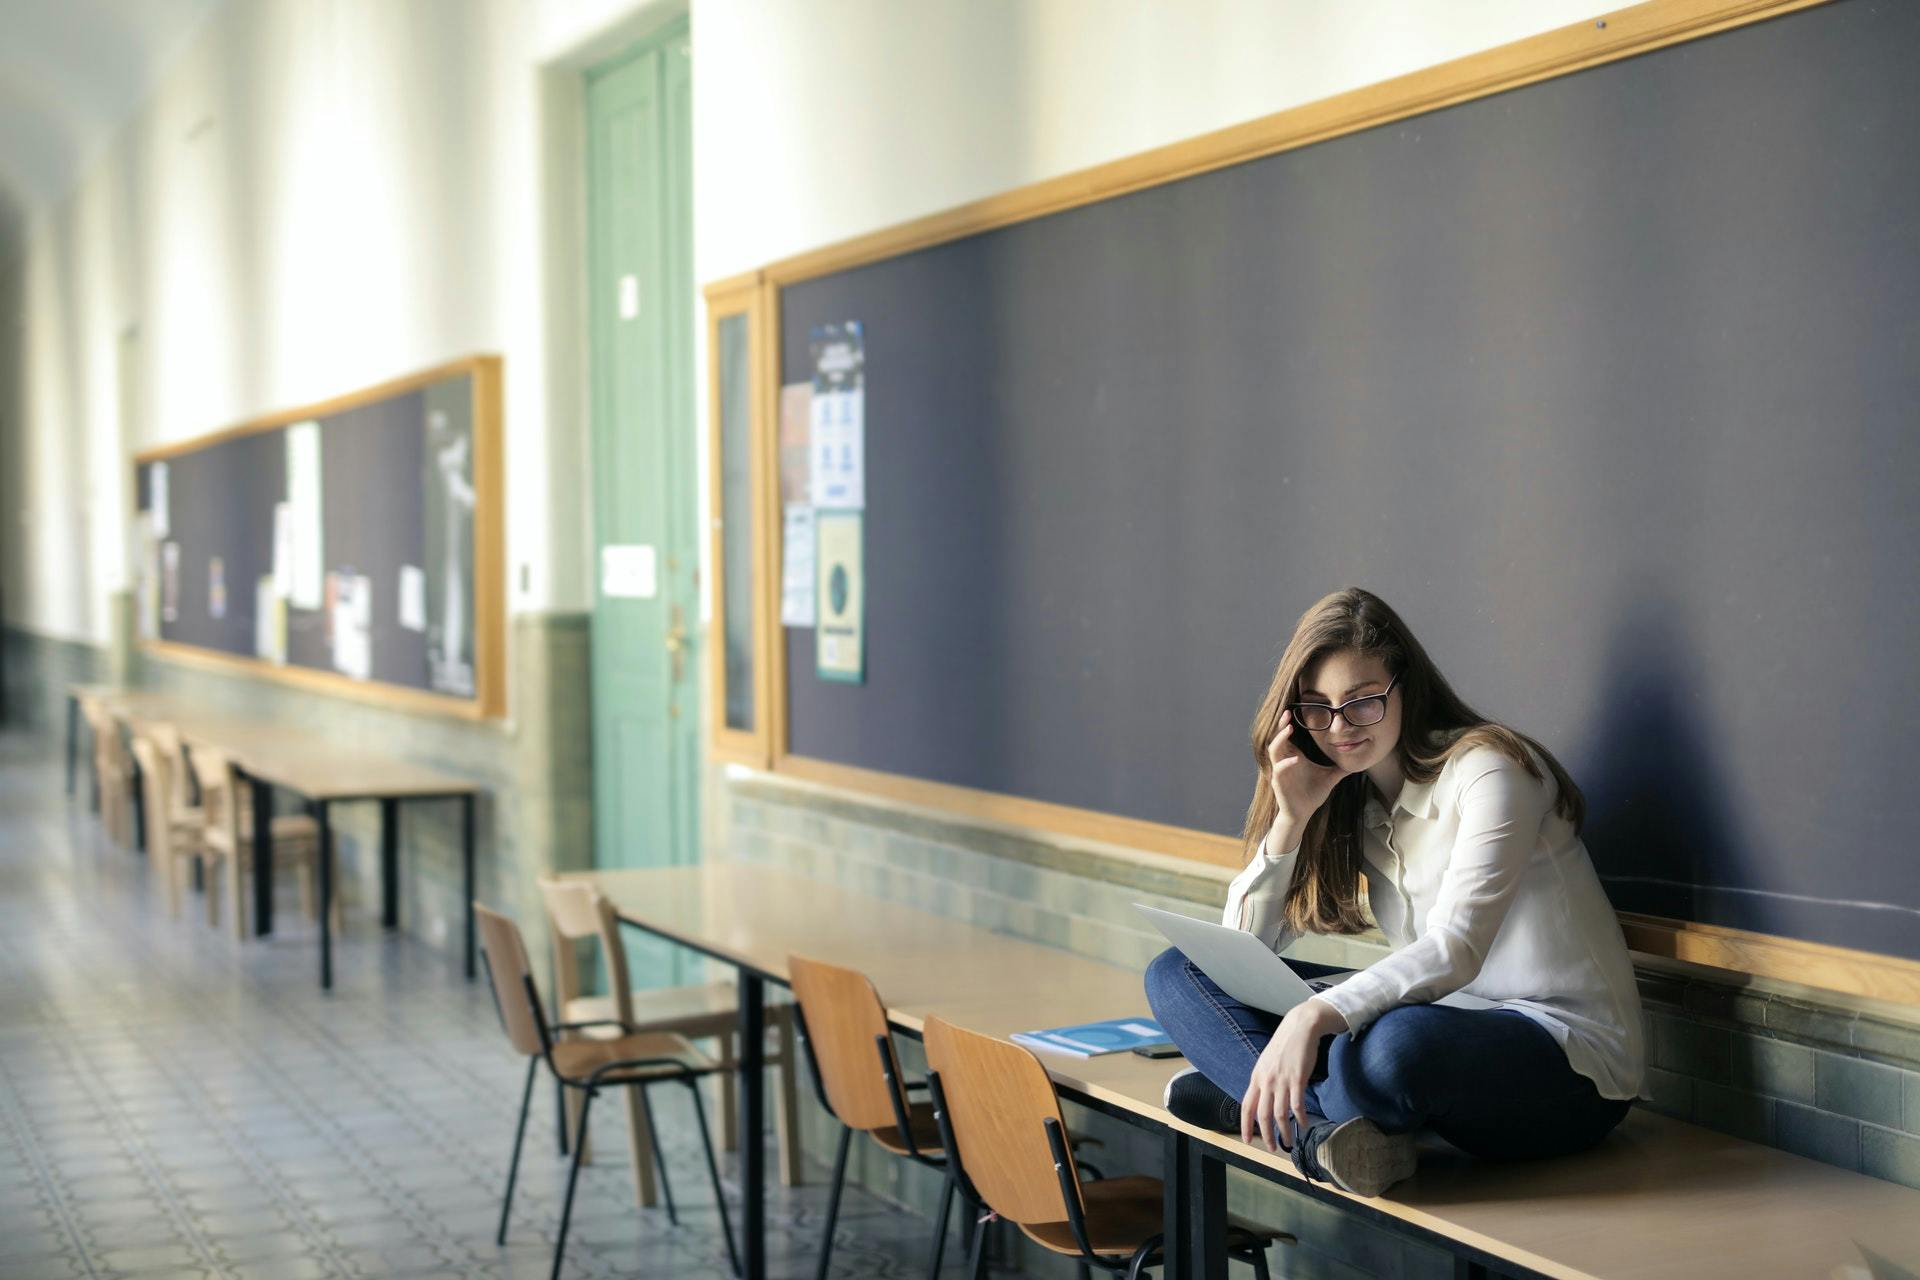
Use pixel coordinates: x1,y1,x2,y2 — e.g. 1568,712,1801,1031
752,0,1829,290
140,638,499,722
1620,912,1920,1007
776,754,1245,870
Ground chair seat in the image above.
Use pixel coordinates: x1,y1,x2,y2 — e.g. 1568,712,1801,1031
549,1031,716,1085
561,980,742,1042
869,1100,944,1156
203,813,320,859
1019,1175,1284,1258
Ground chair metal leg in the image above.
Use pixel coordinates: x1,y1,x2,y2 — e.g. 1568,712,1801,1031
556,1077,570,1155
1249,1241,1272,1280
498,1057,538,1245
551,1087,595,1280
815,1124,853,1280
1124,1236,1160,1280
1076,1264,1092,1280
965,1209,989,1279
687,1080,742,1278
926,1171,956,1280
639,1084,679,1225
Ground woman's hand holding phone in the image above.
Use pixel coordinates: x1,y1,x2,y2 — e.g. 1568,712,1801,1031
1266,709,1342,830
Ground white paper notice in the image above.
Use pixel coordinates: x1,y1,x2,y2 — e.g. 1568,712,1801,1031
285,422,324,609
331,571,372,680
398,565,427,633
149,461,171,538
161,541,180,623
781,504,817,627
271,502,294,596
601,544,658,600
809,385,865,510
208,557,227,620
254,576,286,663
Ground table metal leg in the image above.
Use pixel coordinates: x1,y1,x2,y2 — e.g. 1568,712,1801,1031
250,776,274,936
738,972,766,1280
317,800,333,991
1184,1139,1227,1280
65,694,79,795
1162,1129,1193,1280
380,798,399,929
461,794,476,979
130,760,147,852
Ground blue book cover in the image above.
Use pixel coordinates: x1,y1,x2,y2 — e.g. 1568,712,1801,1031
1010,1016,1167,1058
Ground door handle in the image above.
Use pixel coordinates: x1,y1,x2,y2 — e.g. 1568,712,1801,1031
665,606,689,683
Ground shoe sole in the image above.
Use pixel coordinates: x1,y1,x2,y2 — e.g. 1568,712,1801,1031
1316,1118,1418,1196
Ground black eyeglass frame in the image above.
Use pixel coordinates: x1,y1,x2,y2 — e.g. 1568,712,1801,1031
1289,672,1401,731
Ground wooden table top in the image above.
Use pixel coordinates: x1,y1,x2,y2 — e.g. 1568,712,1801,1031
577,863,1920,1280
88,688,476,800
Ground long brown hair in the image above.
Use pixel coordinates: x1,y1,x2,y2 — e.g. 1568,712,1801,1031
1245,587,1586,936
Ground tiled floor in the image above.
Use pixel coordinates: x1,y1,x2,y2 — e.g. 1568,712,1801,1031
0,731,966,1279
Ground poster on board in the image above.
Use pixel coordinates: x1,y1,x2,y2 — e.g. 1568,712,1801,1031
422,390,476,697
815,511,864,684
809,322,864,511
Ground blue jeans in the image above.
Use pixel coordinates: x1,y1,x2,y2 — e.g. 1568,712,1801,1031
1144,947,1631,1160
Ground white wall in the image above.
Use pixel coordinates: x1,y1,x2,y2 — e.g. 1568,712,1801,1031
2,0,1620,648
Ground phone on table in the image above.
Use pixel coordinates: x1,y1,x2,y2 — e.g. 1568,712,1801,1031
1289,718,1336,768
1130,1042,1184,1059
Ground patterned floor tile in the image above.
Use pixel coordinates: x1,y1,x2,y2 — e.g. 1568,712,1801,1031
0,731,1037,1279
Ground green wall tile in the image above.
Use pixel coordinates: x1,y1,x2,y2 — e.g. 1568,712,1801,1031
1774,1101,1860,1170
1767,998,1858,1050
1728,1034,1815,1105
1852,1015,1920,1071
1639,1066,1693,1119
1861,1125,1920,1191
1815,1053,1905,1129
1908,1072,1920,1136
1694,1083,1773,1144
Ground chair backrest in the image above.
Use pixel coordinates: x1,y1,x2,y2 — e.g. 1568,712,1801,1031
148,722,196,812
189,746,241,854
922,1015,1085,1229
475,902,547,1058
81,698,124,775
130,733,186,855
787,954,906,1131
535,876,635,1024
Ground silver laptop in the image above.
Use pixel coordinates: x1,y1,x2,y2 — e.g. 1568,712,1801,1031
1134,904,1496,1015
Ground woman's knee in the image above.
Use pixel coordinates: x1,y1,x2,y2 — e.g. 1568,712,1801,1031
1324,1008,1442,1126
1144,946,1192,1009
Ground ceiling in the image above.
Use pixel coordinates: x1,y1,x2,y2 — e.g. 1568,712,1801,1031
0,0,223,257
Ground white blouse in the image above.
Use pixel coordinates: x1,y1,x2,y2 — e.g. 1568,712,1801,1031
1222,739,1645,1101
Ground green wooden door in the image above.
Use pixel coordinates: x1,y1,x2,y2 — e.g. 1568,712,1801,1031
586,26,697,987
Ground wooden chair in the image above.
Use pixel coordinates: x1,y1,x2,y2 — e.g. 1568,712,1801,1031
191,745,337,939
129,733,207,921
537,876,803,1209
147,722,201,831
476,903,740,1280
787,954,1101,1280
79,696,134,846
922,1015,1288,1280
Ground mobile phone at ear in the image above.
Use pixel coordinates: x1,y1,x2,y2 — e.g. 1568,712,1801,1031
1131,1043,1184,1059
1291,721,1336,768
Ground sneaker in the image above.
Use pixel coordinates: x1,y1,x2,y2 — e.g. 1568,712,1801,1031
1163,1067,1241,1132
1291,1116,1418,1196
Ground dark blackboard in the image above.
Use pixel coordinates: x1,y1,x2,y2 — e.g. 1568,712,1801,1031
780,0,1920,961
135,362,493,708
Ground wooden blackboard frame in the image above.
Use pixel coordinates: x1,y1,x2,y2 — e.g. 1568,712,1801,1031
132,355,507,720
708,0,1920,1005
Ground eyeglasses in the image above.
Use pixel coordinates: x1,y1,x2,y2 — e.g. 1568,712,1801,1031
1289,672,1400,731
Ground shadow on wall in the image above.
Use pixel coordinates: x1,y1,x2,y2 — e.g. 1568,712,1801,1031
1578,583,1752,929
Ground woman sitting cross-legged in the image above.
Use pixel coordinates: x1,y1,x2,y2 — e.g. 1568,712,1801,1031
1145,586,1643,1198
